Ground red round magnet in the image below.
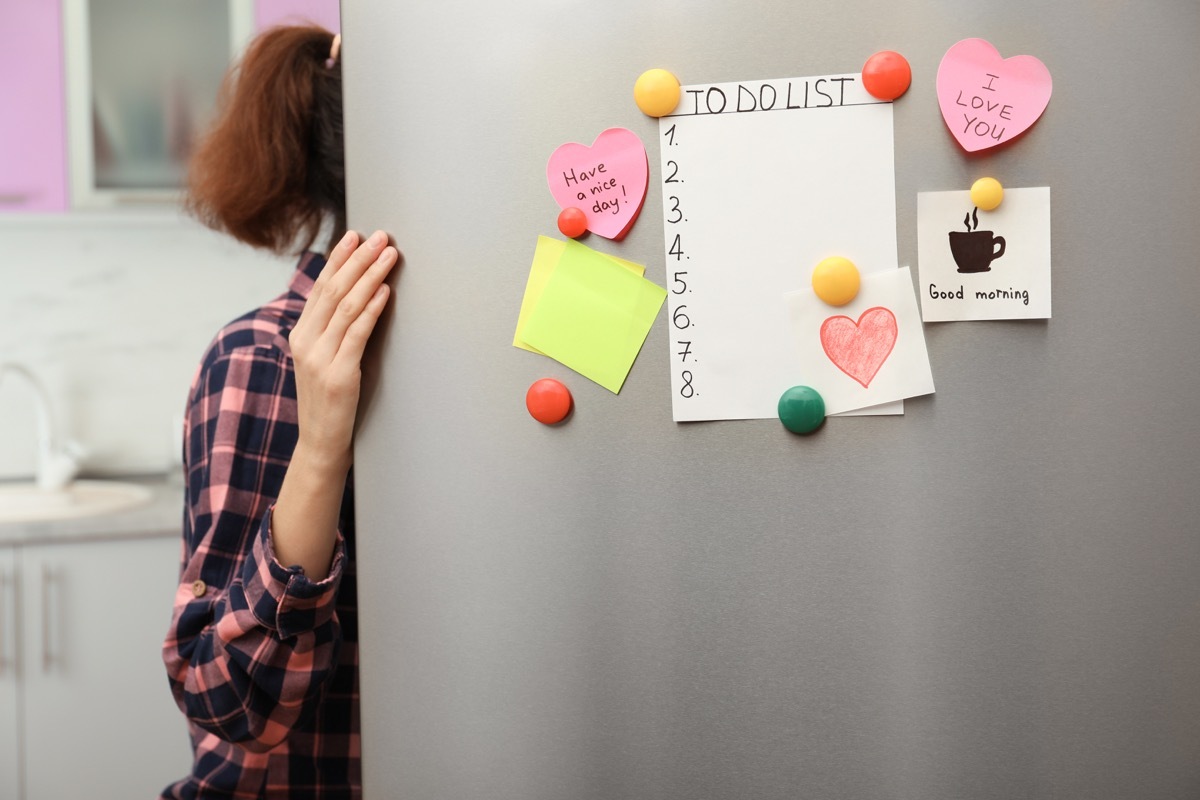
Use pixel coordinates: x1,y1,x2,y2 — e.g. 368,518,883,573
557,207,588,239
526,378,572,425
862,50,912,101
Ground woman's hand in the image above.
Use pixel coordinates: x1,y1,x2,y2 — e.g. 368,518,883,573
289,230,397,472
272,230,397,578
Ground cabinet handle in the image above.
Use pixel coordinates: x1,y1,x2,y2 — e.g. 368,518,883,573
41,564,57,673
0,568,11,677
0,193,31,205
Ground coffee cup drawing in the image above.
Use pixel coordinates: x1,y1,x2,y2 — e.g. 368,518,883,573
948,207,1005,273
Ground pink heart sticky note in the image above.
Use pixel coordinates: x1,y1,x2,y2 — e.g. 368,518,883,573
546,128,648,240
936,38,1052,153
820,307,898,388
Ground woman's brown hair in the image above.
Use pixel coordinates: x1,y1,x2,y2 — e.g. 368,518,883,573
186,26,345,255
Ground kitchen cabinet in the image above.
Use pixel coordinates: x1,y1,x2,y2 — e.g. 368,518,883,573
257,0,341,31
0,533,192,799
0,0,339,214
61,0,256,208
0,0,69,212
0,548,19,797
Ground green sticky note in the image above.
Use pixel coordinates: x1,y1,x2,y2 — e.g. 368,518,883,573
513,236,645,354
521,240,666,394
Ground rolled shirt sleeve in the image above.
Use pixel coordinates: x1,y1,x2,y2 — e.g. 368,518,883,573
163,343,348,752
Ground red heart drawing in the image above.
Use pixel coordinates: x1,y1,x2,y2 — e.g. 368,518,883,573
820,307,898,388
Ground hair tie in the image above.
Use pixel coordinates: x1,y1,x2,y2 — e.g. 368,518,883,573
325,34,341,69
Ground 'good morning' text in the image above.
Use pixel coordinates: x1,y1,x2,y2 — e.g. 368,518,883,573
929,284,1030,305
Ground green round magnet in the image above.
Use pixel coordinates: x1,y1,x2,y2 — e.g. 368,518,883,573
778,385,826,435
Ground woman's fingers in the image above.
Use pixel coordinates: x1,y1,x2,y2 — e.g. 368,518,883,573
305,230,358,308
293,231,397,373
331,282,391,372
292,230,358,346
321,245,396,346
304,230,392,333
325,229,360,275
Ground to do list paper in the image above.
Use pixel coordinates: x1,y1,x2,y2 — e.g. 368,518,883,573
658,74,899,421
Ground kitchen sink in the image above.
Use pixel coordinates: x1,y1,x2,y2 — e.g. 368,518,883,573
0,480,153,524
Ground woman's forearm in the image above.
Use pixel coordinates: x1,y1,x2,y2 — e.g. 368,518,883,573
271,441,349,579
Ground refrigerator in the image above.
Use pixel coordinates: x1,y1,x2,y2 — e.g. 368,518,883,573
342,2,1200,797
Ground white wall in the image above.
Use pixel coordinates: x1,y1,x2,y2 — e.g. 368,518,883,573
0,212,295,480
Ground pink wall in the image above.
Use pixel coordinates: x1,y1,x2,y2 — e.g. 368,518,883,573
0,0,68,212
256,0,341,33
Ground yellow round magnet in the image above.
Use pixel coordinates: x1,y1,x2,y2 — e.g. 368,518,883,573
811,256,860,306
970,177,1004,211
634,69,681,117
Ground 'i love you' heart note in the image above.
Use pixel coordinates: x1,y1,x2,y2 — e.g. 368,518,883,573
936,38,1052,153
546,128,648,240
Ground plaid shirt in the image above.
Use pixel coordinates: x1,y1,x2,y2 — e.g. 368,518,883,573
162,253,360,799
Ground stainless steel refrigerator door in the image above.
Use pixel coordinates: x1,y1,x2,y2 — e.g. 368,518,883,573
344,2,1200,798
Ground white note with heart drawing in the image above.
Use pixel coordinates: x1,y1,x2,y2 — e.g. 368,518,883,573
658,73,900,422
783,267,935,415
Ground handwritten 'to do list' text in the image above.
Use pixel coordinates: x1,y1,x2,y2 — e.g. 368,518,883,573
668,75,881,117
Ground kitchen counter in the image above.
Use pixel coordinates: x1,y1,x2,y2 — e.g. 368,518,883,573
0,476,182,547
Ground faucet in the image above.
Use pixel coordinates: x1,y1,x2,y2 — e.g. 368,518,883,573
0,363,84,491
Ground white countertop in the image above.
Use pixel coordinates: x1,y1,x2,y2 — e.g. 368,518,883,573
0,476,182,547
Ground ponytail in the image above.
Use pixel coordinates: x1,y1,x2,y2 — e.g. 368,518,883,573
185,26,346,256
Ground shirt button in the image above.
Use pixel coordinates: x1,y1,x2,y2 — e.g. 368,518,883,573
191,579,207,598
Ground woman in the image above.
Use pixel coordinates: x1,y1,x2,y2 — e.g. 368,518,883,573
160,26,393,799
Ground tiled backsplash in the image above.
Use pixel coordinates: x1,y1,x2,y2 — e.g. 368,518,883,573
0,211,296,480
